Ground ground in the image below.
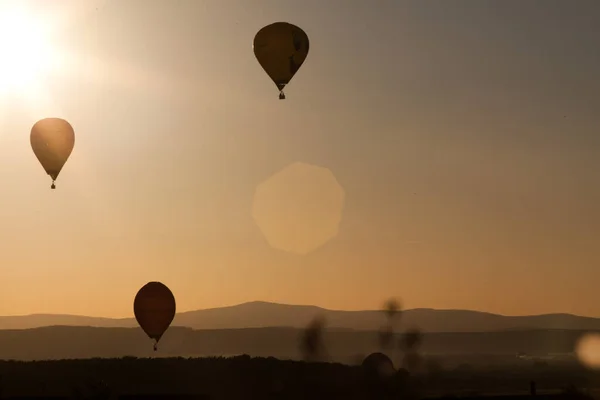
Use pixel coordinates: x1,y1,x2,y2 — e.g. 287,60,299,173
0,356,597,399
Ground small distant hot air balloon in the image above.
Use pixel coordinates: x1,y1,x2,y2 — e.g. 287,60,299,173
30,118,75,189
362,352,396,382
253,22,309,100
134,281,176,351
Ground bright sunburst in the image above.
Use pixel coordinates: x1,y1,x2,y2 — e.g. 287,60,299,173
0,3,58,97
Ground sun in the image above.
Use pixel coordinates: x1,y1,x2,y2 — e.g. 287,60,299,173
0,4,56,95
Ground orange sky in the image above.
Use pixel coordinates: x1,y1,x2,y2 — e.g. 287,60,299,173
0,0,598,318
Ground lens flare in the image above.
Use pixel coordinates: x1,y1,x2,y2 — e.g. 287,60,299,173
576,333,600,369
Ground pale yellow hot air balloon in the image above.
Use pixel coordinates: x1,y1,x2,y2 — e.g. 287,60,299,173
30,118,75,189
134,281,176,351
253,22,310,99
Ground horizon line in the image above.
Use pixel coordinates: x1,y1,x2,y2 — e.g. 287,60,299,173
0,300,596,320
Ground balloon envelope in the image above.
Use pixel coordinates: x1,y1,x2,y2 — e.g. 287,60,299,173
30,118,75,186
134,282,176,347
253,22,309,97
362,352,396,381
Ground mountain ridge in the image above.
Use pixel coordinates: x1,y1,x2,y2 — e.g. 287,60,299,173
5,301,594,319
1,301,600,333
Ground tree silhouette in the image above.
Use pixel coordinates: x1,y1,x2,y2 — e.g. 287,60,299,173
379,297,402,352
299,315,326,362
378,324,394,351
364,297,426,399
399,328,424,374
383,297,401,321
399,328,423,352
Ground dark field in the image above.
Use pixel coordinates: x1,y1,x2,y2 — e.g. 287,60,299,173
0,356,598,399
0,326,595,363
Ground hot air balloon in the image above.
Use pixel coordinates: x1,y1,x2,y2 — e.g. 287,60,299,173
30,118,75,189
362,352,396,381
133,281,176,351
253,22,309,100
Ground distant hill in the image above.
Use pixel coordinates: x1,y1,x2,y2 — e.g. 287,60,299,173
0,325,595,363
1,301,600,332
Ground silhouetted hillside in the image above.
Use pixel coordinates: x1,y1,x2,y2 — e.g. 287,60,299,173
0,314,133,330
0,356,595,399
0,325,595,363
1,302,600,332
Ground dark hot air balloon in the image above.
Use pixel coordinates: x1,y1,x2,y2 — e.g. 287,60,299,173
253,22,309,100
30,118,75,189
134,281,176,351
362,352,396,381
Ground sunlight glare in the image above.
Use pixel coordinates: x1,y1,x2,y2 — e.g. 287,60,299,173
0,4,56,95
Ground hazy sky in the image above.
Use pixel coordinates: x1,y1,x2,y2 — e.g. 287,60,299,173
0,0,598,318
